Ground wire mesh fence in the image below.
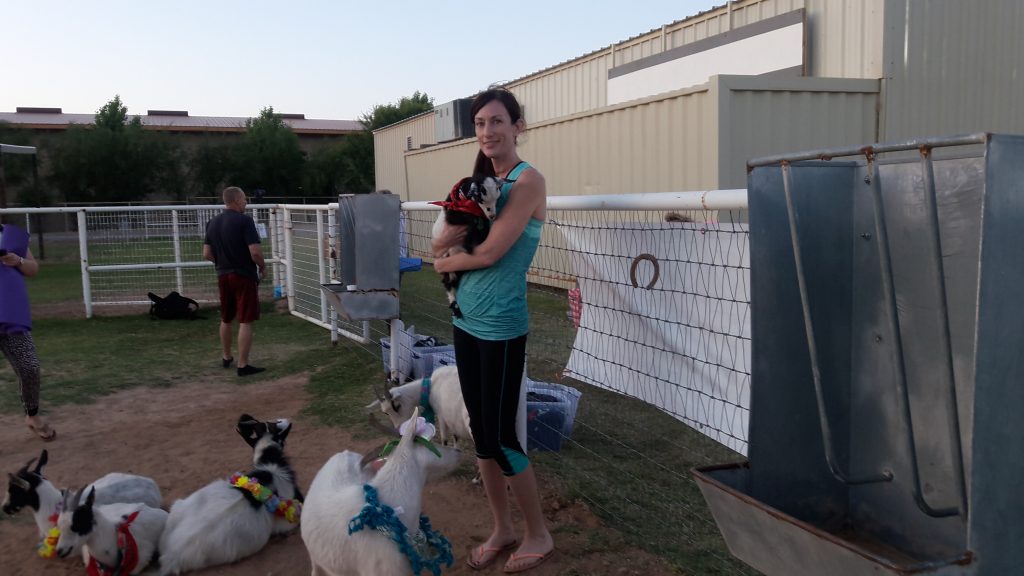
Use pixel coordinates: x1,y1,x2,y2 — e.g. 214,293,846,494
0,195,758,573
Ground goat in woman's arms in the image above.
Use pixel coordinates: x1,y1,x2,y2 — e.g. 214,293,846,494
431,175,502,317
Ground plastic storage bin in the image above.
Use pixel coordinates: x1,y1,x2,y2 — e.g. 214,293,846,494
380,335,454,380
526,381,582,452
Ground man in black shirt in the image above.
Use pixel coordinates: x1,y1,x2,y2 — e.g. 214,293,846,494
203,187,266,376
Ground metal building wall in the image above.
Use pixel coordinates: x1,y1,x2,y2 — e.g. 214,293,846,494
716,75,880,188
403,140,477,203
507,0,884,125
880,0,1024,141
404,85,718,201
373,112,434,198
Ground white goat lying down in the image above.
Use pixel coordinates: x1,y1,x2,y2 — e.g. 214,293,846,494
55,486,168,575
158,414,303,575
367,366,472,447
302,407,460,576
2,449,162,561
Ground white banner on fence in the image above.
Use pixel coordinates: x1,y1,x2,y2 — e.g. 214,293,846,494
559,221,751,454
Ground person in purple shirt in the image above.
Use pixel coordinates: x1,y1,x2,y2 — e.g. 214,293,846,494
0,222,56,441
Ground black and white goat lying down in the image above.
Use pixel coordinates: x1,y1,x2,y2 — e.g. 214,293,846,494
3,449,162,562
158,414,303,575
302,407,460,576
55,485,168,575
431,175,502,317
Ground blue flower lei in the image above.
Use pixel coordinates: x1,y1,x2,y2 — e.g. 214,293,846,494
347,484,453,576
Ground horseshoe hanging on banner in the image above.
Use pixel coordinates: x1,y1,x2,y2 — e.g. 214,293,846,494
629,253,660,289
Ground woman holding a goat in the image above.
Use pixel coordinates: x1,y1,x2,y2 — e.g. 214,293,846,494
433,87,554,574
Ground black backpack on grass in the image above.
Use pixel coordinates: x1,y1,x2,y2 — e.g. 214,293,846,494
148,291,203,320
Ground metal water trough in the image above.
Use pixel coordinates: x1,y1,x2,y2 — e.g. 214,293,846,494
694,134,1024,575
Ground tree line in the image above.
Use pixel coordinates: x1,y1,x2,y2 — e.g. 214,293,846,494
0,92,434,205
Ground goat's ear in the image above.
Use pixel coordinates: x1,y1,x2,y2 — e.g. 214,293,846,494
236,414,261,447
85,487,96,508
35,450,48,474
365,399,381,413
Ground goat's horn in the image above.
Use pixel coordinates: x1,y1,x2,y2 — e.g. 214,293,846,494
7,473,30,491
17,457,36,476
367,412,398,437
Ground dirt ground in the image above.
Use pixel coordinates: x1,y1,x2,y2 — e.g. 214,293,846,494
0,372,680,576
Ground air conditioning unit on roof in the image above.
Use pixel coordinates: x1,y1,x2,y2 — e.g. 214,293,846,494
434,99,473,143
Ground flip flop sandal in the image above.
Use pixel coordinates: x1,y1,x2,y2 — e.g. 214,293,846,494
503,549,555,574
28,422,57,442
466,540,519,570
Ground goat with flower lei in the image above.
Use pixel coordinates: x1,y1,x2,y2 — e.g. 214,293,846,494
302,409,459,576
348,417,452,575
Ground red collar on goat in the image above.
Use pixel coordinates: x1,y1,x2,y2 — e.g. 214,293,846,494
86,511,140,576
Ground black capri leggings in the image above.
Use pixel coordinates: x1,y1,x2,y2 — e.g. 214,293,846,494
453,326,529,476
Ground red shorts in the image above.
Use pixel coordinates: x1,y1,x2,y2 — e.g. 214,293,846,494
218,273,260,323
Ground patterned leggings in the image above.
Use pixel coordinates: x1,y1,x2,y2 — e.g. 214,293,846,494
0,332,41,416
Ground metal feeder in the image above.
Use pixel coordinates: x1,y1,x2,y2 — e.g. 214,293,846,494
321,193,401,321
694,133,1024,575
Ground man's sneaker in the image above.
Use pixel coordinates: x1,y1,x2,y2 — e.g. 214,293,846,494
237,365,266,377
222,356,234,369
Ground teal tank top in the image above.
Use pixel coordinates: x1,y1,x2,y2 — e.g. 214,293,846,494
453,162,543,340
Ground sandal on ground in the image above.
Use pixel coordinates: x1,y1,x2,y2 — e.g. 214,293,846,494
503,548,555,574
27,421,57,442
466,539,518,570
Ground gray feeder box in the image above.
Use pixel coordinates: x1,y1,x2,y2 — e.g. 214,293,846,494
694,133,1024,575
321,193,400,321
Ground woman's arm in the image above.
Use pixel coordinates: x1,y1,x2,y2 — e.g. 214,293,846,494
1,247,39,277
435,169,545,274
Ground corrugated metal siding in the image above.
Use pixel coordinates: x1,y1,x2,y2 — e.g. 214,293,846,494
404,141,478,203
880,0,1024,141
716,76,880,188
403,86,719,202
506,0,883,126
373,113,435,198
527,88,719,196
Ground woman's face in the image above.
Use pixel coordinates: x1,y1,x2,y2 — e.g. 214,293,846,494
474,99,520,159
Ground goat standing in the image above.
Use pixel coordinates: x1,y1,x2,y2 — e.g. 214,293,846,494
302,407,459,576
366,365,471,446
431,175,502,317
158,414,303,575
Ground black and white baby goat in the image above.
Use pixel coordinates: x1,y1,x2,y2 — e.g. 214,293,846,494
158,414,303,575
431,175,502,317
55,485,167,575
3,449,162,562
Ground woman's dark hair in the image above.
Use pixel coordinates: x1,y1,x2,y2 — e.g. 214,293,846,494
470,87,523,178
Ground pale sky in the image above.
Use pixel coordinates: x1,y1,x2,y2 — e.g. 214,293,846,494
2,0,717,121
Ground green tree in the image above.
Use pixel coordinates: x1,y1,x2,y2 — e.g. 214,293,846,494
360,91,433,131
48,95,179,203
309,91,433,193
230,106,305,197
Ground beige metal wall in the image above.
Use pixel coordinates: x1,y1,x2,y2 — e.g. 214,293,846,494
880,0,1024,141
507,0,885,125
716,75,880,188
373,112,434,198
404,84,719,201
